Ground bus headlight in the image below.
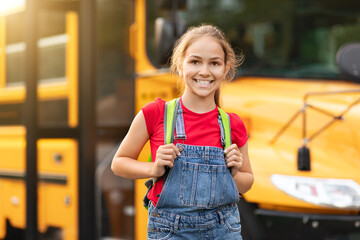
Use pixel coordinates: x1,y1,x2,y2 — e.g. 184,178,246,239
271,174,360,209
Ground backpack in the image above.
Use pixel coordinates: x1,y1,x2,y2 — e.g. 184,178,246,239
143,98,232,208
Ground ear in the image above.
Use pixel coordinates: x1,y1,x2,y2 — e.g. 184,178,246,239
225,61,230,75
178,64,183,77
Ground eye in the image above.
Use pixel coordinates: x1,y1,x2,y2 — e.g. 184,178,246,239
190,60,199,64
211,61,221,66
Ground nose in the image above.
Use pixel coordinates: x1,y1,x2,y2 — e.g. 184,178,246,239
198,63,210,76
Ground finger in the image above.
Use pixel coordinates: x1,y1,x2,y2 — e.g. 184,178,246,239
157,152,176,162
226,158,243,169
166,147,179,159
161,144,181,156
226,154,239,164
158,147,178,159
224,143,238,154
156,158,174,168
226,153,243,164
160,154,175,161
225,149,241,160
169,143,181,156
161,148,178,157
162,160,174,168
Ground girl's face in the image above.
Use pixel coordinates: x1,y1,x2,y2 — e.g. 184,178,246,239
179,36,230,101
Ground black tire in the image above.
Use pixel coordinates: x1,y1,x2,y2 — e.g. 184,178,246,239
4,219,24,240
238,198,265,240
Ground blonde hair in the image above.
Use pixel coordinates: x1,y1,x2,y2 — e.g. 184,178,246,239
170,24,243,106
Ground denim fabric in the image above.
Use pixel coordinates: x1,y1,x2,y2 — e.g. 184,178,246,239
175,106,187,140
147,144,242,239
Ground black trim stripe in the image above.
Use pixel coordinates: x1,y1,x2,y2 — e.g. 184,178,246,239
0,171,67,185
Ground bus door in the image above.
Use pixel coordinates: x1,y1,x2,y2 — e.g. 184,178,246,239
95,0,136,239
0,2,80,239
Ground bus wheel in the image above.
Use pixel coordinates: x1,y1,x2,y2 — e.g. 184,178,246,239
4,219,24,240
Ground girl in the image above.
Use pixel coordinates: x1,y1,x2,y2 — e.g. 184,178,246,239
112,24,254,239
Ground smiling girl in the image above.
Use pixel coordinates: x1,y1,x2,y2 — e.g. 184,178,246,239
112,24,253,239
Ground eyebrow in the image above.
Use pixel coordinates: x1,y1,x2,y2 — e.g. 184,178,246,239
188,55,224,61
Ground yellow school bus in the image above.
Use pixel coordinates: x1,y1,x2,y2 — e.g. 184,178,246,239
133,0,360,239
0,0,360,240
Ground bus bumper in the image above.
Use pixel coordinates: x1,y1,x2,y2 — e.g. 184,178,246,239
255,209,360,239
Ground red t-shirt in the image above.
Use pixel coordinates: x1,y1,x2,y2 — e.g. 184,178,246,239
142,98,248,206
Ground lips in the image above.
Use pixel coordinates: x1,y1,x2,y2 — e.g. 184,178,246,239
195,79,214,86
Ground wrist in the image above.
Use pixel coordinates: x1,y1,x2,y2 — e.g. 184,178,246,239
148,161,163,178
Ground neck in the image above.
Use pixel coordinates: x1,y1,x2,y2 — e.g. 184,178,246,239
181,92,216,113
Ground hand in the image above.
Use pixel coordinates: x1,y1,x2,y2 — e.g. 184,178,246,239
151,144,181,177
224,144,243,176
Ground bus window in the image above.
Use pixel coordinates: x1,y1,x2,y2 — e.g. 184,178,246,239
146,0,360,81
96,0,135,127
1,10,75,127
5,12,25,86
1,10,72,127
37,10,74,128
5,11,67,86
38,11,66,84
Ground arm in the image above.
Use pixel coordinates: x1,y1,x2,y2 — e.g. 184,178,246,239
225,142,254,194
111,110,180,179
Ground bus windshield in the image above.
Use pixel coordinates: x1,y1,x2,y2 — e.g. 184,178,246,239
146,0,360,80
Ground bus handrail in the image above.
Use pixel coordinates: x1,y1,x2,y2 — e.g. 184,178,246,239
270,89,360,145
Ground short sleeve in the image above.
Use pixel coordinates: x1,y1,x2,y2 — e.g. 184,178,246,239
141,98,166,136
229,113,248,148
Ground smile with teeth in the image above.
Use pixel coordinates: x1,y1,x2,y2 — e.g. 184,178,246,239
195,79,214,85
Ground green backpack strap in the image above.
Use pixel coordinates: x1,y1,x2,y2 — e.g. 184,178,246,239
218,107,232,149
144,98,179,209
164,98,179,145
147,98,179,163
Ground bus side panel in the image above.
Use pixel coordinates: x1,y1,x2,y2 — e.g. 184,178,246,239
38,139,78,240
0,128,78,240
0,126,26,238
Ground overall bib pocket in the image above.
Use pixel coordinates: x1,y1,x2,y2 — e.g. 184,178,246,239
180,161,230,207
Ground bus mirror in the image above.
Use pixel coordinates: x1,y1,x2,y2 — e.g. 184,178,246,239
159,0,187,10
336,43,360,83
155,18,185,66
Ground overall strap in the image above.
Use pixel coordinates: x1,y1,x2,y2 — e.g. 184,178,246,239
174,103,187,141
164,98,185,144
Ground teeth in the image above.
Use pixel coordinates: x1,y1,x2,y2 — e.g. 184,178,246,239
198,80,209,84
196,80,212,84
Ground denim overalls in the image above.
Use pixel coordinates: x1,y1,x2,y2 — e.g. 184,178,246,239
147,101,242,240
